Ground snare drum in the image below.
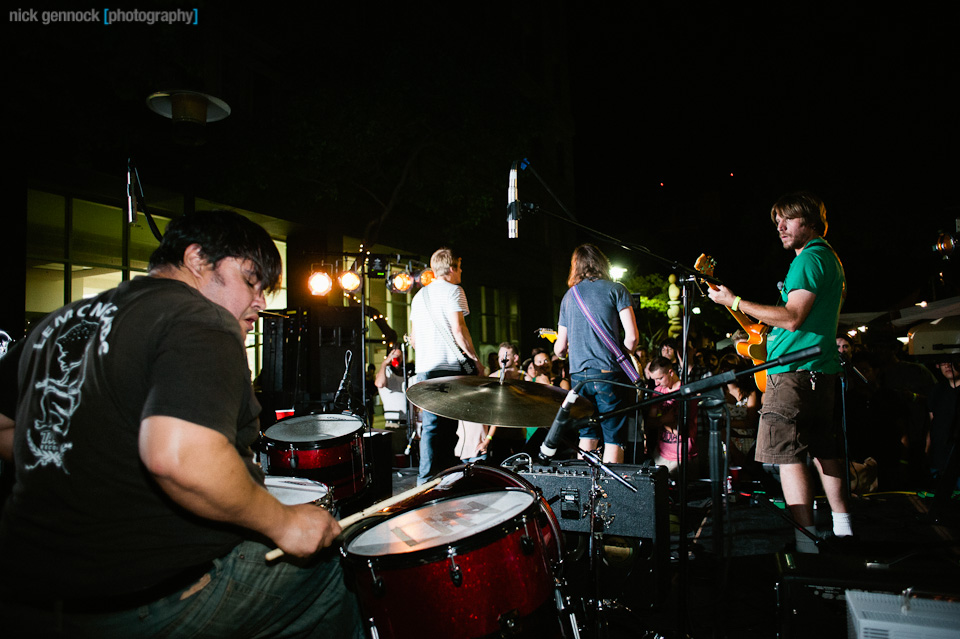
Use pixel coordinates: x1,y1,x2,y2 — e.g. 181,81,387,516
264,476,334,513
340,464,562,639
260,414,366,500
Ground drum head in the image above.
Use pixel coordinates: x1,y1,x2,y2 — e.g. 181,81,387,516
264,414,362,442
347,490,534,557
264,476,330,505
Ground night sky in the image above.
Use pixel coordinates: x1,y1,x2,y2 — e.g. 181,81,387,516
7,3,958,317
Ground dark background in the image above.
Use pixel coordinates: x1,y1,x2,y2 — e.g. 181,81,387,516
6,3,958,317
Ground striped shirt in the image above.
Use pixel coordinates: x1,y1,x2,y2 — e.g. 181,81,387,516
410,279,470,375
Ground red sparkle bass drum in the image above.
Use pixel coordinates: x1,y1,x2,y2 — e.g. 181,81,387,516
340,464,563,639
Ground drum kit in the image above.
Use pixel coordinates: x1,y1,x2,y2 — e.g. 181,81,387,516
258,374,656,639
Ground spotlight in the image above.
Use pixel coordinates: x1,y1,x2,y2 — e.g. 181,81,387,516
388,270,414,294
933,232,957,259
417,268,436,287
308,270,333,296
338,269,362,292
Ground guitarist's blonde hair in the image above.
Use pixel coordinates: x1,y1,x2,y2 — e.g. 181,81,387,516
770,191,828,237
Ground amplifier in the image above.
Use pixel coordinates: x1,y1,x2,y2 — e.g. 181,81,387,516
519,461,668,539
519,461,670,609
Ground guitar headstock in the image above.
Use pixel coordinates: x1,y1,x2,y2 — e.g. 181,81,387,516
694,253,716,278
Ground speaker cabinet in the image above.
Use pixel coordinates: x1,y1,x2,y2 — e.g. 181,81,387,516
519,462,669,609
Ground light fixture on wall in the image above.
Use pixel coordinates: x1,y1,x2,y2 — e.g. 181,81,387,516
146,89,231,145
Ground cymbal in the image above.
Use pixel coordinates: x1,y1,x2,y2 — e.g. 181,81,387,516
405,376,594,428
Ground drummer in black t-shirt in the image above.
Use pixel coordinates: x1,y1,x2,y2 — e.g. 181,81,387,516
0,211,361,638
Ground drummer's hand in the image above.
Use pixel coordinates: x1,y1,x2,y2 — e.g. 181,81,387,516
474,359,485,376
274,503,341,557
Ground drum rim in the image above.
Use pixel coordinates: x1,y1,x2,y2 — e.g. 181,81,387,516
341,490,544,567
259,422,364,449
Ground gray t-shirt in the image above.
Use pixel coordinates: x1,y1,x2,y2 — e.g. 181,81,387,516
558,278,633,374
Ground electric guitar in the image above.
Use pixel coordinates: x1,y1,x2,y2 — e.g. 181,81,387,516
536,328,558,343
694,254,769,392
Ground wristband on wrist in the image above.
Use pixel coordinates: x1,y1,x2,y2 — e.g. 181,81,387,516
731,296,742,312
486,435,494,441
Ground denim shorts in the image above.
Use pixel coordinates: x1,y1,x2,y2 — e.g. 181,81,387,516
571,370,631,447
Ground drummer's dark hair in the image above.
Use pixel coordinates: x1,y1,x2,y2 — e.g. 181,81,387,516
149,210,282,293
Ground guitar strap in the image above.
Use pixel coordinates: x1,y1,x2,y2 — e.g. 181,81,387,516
571,283,641,384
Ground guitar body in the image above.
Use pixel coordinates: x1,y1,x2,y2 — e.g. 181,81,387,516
695,254,770,392
735,324,768,393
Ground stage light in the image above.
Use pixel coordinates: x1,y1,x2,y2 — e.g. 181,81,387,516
417,268,436,287
338,269,362,292
388,270,414,294
308,269,333,296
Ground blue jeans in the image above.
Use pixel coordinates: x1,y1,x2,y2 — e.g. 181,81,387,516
572,370,630,447
416,369,462,484
2,540,362,638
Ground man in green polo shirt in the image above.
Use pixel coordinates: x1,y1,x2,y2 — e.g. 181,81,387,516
708,191,852,553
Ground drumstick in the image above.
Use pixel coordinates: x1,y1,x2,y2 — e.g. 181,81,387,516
264,476,445,561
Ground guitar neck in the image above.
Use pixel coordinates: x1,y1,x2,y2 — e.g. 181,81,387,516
726,306,757,333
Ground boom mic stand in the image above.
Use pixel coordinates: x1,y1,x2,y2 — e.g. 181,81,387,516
588,346,822,637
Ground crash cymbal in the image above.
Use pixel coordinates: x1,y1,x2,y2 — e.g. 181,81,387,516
405,376,594,428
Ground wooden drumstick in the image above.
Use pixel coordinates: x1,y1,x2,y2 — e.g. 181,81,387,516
264,476,445,561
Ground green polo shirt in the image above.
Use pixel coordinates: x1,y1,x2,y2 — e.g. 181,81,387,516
766,238,845,375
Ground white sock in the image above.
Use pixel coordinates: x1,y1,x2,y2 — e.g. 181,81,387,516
796,526,819,554
832,512,853,537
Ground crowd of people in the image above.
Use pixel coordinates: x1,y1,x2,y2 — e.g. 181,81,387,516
402,192,956,558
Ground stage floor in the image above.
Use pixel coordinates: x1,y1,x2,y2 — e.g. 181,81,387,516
384,461,960,638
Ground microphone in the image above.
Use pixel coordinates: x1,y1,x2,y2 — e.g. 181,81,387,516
507,160,520,239
539,389,579,462
333,350,353,411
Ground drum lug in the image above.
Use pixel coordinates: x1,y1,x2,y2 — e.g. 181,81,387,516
520,536,536,555
520,515,536,555
367,559,385,597
447,549,463,587
497,608,522,636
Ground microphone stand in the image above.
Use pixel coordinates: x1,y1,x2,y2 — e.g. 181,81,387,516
543,414,639,639
589,346,822,636
506,158,740,637
838,356,853,498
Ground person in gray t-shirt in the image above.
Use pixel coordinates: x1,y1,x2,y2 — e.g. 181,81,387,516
554,244,639,463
